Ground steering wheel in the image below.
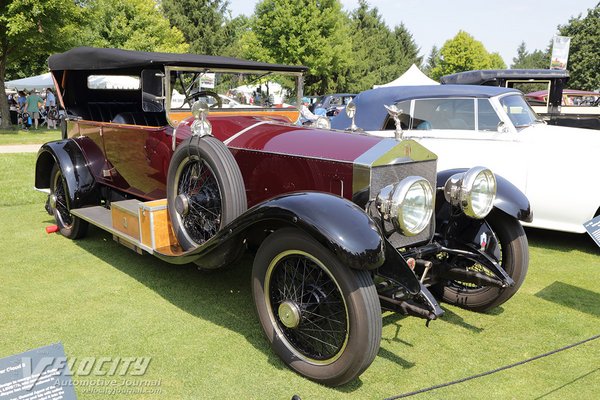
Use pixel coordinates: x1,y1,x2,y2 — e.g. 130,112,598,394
185,90,222,108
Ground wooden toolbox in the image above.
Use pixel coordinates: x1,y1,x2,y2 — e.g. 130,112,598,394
138,199,177,250
111,199,141,240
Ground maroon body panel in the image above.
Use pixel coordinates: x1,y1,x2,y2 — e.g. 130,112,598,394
70,115,384,207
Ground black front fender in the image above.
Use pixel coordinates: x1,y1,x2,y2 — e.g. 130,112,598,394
437,168,532,222
35,139,99,209
155,192,386,271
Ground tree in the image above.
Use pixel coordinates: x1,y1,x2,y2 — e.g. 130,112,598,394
0,0,85,129
510,41,549,69
344,1,420,92
423,45,441,76
82,0,189,53
161,0,231,55
430,31,504,80
558,5,600,90
243,0,353,94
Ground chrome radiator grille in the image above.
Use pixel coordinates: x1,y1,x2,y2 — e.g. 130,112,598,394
371,159,437,248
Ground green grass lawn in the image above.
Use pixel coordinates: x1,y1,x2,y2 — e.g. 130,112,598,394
0,128,61,145
1,153,599,399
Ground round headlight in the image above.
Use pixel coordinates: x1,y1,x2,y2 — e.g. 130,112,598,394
377,176,434,236
314,116,331,129
444,166,496,219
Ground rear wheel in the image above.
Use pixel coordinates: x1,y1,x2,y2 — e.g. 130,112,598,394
167,136,246,250
252,228,381,386
49,164,88,239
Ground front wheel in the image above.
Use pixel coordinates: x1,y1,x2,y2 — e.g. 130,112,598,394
252,228,382,386
49,164,88,239
440,211,529,311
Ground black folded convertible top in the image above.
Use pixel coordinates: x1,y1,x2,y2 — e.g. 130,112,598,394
48,47,308,73
441,69,569,85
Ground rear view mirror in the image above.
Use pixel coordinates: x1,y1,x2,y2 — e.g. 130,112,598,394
142,69,164,112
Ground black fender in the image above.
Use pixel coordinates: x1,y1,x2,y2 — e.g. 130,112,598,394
155,192,386,271
35,139,99,209
437,168,533,222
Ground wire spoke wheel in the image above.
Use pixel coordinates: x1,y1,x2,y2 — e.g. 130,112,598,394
252,228,381,386
267,251,349,363
174,156,222,245
49,164,88,239
167,136,247,251
52,168,73,228
440,212,529,311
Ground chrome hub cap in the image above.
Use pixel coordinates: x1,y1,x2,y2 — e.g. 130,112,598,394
175,194,190,216
278,300,301,329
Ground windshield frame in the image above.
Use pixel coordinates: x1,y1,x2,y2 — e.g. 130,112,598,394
497,93,544,129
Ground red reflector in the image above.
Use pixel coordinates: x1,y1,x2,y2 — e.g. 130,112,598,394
46,225,59,234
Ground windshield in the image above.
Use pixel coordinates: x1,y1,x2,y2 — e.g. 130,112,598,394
499,94,542,128
167,68,300,111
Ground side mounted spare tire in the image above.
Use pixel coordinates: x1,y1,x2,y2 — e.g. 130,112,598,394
167,136,247,250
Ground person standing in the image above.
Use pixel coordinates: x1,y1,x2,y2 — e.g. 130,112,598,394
24,90,43,130
45,88,57,129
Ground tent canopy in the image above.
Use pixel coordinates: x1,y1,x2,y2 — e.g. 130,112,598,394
4,73,53,91
374,64,439,88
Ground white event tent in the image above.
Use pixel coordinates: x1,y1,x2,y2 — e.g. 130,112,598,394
4,72,54,91
374,64,439,88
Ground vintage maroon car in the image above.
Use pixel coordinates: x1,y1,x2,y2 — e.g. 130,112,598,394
35,47,531,386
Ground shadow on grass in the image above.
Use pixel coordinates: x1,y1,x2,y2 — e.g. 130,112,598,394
535,281,600,318
73,227,285,367
73,227,376,392
439,306,487,333
525,227,598,255
534,367,599,399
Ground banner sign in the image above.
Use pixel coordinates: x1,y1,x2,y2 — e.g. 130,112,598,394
0,343,77,400
550,36,571,70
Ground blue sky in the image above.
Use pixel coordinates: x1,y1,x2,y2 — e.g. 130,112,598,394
228,0,598,66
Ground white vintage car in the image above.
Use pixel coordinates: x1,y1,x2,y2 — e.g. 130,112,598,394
331,85,600,233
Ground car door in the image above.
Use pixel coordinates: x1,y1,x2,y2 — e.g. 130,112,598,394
402,97,528,193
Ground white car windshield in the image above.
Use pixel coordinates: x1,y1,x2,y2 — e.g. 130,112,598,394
499,94,543,128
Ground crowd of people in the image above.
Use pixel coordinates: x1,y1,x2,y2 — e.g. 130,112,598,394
6,87,58,130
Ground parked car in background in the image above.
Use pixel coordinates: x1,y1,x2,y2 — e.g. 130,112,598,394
441,69,600,130
331,84,600,234
525,89,600,107
36,47,530,386
312,93,355,116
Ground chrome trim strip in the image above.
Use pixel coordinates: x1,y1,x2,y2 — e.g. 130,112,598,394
223,121,271,145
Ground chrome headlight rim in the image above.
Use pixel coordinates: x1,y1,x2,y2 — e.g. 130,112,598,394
444,166,497,219
377,176,434,237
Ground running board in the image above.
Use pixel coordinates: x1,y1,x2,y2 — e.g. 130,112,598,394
71,199,182,257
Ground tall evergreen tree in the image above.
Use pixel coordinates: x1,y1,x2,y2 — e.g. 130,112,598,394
511,41,549,69
161,0,231,55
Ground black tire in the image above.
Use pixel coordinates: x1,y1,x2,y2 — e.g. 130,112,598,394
441,211,529,311
252,228,381,386
167,136,246,250
49,164,88,239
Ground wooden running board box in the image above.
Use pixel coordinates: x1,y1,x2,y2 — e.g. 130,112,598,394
139,199,177,250
111,199,141,240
